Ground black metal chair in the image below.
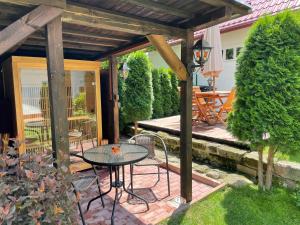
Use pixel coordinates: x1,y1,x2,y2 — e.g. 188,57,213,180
71,153,105,225
128,132,170,197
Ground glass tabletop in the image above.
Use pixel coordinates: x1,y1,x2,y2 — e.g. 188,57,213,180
83,143,149,166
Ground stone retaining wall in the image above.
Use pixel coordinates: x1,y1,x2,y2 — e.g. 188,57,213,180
130,127,300,188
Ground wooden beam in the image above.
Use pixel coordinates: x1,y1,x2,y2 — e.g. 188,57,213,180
63,29,130,42
147,34,187,80
63,3,185,38
0,5,63,55
108,56,119,144
0,0,66,8
0,19,130,42
25,39,109,52
119,0,192,18
199,0,250,15
180,29,194,203
45,16,70,170
30,34,119,47
187,6,233,30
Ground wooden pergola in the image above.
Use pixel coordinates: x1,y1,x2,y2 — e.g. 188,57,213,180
0,0,250,202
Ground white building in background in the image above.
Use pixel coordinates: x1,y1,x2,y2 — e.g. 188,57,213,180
148,0,300,91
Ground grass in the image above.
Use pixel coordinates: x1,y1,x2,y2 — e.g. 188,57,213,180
275,152,300,164
160,186,300,225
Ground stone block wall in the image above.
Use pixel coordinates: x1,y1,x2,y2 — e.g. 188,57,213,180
130,127,300,188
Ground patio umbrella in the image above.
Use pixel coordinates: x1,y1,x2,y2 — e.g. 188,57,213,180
202,25,223,93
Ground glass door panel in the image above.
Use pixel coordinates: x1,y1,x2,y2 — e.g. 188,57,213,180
20,68,97,155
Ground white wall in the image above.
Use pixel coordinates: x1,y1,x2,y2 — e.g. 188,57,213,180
148,26,250,91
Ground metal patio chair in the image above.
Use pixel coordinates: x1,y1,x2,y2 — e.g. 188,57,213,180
71,153,105,225
128,132,170,197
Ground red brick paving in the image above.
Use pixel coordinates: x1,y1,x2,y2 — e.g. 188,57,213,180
76,165,214,225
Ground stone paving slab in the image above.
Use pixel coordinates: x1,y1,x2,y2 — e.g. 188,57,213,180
76,165,215,225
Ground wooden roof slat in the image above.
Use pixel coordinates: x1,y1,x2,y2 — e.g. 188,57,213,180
31,34,119,47
0,0,66,8
25,39,109,52
63,29,130,42
118,0,193,18
63,3,186,38
199,0,250,15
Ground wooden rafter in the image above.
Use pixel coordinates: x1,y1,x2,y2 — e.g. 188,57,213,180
147,34,188,81
0,0,66,8
187,6,233,30
0,5,63,55
25,39,109,52
199,0,250,15
31,34,119,48
119,0,193,18
63,3,186,38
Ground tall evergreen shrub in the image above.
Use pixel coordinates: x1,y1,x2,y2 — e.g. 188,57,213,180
169,69,180,115
160,68,172,117
152,68,164,118
123,51,153,131
228,11,300,190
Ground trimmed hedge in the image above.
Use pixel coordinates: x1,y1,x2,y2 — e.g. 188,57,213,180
160,68,173,117
152,68,164,118
123,51,153,123
169,69,180,115
228,11,300,154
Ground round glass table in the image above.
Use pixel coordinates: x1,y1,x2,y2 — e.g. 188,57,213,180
83,143,149,225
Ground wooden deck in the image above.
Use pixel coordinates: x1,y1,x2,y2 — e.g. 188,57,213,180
138,116,249,149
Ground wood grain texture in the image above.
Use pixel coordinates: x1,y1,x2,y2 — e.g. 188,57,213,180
180,29,194,203
0,0,66,8
0,5,63,55
118,0,193,18
147,34,188,80
46,16,70,169
63,3,185,38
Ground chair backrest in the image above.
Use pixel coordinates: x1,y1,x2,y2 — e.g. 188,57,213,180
129,132,168,159
222,88,236,112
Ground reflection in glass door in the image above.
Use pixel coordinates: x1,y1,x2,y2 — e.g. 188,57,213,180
20,68,98,155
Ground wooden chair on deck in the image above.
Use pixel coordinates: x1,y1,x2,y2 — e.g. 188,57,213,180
193,87,216,124
217,87,236,122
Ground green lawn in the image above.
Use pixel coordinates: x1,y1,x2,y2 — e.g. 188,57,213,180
275,152,300,164
160,186,300,225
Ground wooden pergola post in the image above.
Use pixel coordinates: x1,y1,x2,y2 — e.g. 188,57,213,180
180,29,194,202
46,16,70,170
108,56,119,144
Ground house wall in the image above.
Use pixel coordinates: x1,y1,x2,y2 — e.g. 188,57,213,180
148,27,251,91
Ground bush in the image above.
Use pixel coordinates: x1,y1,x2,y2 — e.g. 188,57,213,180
160,69,173,117
0,143,76,224
123,51,153,126
169,69,180,115
118,72,126,132
152,68,164,118
228,11,300,190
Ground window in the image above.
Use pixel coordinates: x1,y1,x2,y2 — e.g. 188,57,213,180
225,48,234,60
236,47,242,57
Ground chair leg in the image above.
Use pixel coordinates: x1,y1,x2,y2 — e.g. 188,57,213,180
80,139,84,155
166,165,170,196
96,178,105,208
157,166,160,182
93,166,105,207
74,190,86,225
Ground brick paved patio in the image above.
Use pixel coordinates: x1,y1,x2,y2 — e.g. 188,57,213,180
76,165,220,225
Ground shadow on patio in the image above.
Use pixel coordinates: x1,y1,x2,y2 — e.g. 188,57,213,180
76,165,217,225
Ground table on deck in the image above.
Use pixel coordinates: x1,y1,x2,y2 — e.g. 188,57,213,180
83,143,149,225
194,91,230,124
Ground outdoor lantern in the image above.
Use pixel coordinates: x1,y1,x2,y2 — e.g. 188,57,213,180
192,39,212,68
